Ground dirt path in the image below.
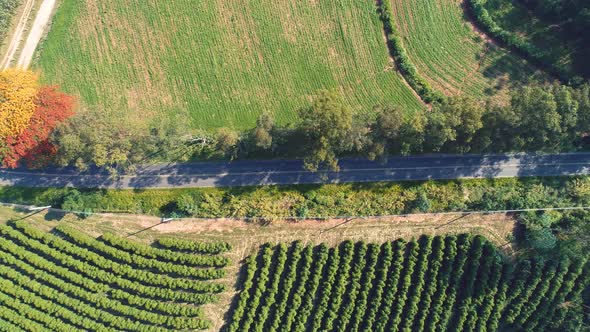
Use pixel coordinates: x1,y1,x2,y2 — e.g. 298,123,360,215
17,0,56,68
0,0,35,69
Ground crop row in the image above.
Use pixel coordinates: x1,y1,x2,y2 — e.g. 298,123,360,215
154,237,231,255
100,232,228,266
55,225,227,277
9,221,223,292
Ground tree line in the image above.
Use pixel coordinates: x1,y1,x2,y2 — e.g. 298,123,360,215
44,81,590,174
219,83,590,171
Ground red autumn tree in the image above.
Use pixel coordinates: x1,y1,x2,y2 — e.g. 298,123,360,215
1,86,75,168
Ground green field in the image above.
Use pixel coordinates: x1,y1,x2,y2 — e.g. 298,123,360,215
0,220,229,330
389,0,544,97
35,0,422,131
228,236,590,332
482,0,587,78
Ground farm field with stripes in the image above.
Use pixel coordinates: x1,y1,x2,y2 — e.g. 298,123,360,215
0,220,230,331
35,0,422,131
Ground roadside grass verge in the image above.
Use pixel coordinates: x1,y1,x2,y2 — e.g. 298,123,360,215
0,176,587,219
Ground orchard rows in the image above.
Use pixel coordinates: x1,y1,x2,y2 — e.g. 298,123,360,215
228,235,590,332
0,221,230,331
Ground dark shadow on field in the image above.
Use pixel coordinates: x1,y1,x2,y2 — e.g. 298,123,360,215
459,0,554,93
125,221,168,238
44,209,66,221
9,209,45,222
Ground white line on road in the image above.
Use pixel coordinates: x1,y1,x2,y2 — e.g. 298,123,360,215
0,162,588,178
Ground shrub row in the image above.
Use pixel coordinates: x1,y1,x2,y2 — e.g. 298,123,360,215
332,242,368,331
0,265,208,331
0,227,214,304
0,288,70,332
9,222,223,293
250,243,289,332
0,222,228,330
287,244,330,332
54,225,227,279
0,246,203,325
235,244,274,332
314,241,355,332
345,243,381,332
100,232,228,266
155,237,231,254
277,245,323,332
267,243,307,332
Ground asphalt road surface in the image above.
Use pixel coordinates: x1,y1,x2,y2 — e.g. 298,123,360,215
1,153,590,189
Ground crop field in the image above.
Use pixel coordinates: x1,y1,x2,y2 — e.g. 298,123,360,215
0,204,519,330
389,0,545,97
228,236,590,332
35,0,422,131
0,220,230,330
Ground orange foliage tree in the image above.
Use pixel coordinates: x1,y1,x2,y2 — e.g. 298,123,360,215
0,70,75,168
0,69,38,139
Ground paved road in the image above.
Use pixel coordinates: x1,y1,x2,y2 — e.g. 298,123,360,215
1,153,590,189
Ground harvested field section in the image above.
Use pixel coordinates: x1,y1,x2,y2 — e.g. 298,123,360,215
36,0,422,130
390,0,544,97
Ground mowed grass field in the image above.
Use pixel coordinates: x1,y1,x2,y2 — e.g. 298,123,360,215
35,0,422,131
390,0,545,97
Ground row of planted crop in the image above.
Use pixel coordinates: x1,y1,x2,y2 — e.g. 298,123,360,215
0,223,233,330
100,232,229,266
0,262,208,331
155,237,231,255
54,225,227,279
0,244,203,324
0,232,210,313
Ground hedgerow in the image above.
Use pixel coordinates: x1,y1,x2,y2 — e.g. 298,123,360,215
155,237,231,254
6,176,590,220
377,0,445,103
